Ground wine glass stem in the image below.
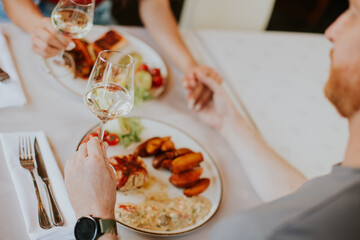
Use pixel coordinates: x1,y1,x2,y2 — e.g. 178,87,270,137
55,49,65,64
98,119,107,141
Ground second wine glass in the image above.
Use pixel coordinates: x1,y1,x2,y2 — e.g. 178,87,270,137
84,50,135,141
51,0,95,71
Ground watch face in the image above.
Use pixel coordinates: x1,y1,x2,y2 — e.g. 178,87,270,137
75,217,97,240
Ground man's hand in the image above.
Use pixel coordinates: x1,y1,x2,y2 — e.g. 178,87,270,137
65,137,117,220
30,17,74,58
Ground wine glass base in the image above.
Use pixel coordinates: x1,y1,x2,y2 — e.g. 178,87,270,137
51,52,76,78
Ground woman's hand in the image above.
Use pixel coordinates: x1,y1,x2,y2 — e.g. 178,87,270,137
65,137,117,219
183,66,238,131
30,17,74,58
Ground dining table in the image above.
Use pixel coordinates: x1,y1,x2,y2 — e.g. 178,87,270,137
0,22,348,240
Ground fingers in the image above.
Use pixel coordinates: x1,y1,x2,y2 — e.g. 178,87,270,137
182,72,197,90
100,142,117,181
78,142,88,157
187,85,212,111
42,18,71,47
187,82,203,108
194,86,213,111
86,138,115,180
36,26,67,50
100,141,116,179
86,137,103,160
30,17,72,58
193,66,223,91
66,141,88,179
31,41,60,58
101,141,108,160
71,142,88,164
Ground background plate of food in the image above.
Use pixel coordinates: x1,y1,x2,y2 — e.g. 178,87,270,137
44,26,168,105
79,117,222,236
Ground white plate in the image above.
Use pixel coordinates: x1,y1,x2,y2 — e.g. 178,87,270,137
80,117,222,236
44,25,168,98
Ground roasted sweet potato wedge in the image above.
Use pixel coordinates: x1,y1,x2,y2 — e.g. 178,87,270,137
152,153,168,169
134,138,154,157
146,137,164,155
169,168,203,188
171,152,203,173
161,136,171,141
134,137,162,157
160,140,175,152
173,148,193,158
160,159,173,169
152,148,193,169
183,178,210,197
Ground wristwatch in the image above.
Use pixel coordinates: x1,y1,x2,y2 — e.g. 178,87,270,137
74,216,117,240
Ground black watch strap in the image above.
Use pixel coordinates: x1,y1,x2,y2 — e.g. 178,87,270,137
74,216,117,240
97,218,117,236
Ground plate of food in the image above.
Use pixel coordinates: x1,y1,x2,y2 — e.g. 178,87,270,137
44,26,168,105
79,117,222,236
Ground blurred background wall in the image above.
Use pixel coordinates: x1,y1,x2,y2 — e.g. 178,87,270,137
113,0,348,33
267,0,348,33
0,0,349,33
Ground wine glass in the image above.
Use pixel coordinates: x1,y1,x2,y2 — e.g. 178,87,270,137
51,0,95,71
84,50,135,141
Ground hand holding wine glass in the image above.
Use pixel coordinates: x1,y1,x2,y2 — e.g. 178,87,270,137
30,17,73,58
84,50,135,141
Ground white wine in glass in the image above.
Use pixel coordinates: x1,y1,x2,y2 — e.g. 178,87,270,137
84,50,135,140
52,7,93,38
51,0,95,70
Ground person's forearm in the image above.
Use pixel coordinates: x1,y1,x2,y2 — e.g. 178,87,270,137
2,0,43,33
220,113,306,202
139,0,197,73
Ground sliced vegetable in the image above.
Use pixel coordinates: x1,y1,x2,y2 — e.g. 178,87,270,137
135,70,152,90
134,85,153,106
129,52,143,70
118,117,131,135
105,117,144,147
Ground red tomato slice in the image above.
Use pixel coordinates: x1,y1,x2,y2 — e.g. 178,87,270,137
104,133,120,146
152,75,163,88
138,64,149,72
150,68,161,76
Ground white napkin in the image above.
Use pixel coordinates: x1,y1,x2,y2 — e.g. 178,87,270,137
0,28,27,108
0,131,76,240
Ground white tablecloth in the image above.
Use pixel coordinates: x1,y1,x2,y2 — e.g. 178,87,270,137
0,23,348,239
185,30,348,179
0,23,260,240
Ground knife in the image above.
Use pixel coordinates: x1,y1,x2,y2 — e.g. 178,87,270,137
34,137,64,226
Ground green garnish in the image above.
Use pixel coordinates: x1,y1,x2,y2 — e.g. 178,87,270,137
105,117,144,147
134,85,153,106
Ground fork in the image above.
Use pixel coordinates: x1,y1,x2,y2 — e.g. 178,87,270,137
0,67,10,82
19,136,52,229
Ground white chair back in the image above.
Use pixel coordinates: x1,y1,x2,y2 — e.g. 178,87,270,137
179,0,276,30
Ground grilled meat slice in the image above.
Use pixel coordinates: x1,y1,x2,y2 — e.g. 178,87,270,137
109,154,148,191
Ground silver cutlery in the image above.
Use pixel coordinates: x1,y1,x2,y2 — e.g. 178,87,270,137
0,67,10,82
19,136,52,229
34,137,64,226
